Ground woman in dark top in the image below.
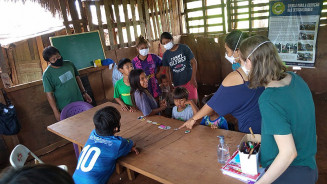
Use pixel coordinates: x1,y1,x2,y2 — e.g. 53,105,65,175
179,31,264,134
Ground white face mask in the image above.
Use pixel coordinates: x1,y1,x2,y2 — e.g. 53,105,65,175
164,41,174,50
241,62,251,76
225,53,235,64
139,48,149,56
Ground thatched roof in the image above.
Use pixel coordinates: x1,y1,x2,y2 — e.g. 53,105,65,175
8,0,65,17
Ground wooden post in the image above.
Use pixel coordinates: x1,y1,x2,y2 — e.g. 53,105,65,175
104,0,117,49
226,0,231,32
222,0,226,34
7,47,18,85
144,0,153,41
137,0,146,37
158,0,167,32
114,0,125,47
163,0,170,32
84,1,95,31
122,0,132,46
126,168,135,180
149,0,158,40
77,0,88,32
68,0,82,33
153,0,161,35
115,163,123,174
248,0,252,33
58,0,71,34
183,0,189,34
202,0,207,36
95,1,107,51
130,0,139,39
36,36,48,72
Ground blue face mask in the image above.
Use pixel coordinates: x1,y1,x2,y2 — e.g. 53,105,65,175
232,62,241,71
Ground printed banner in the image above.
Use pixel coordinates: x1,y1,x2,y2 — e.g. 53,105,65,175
268,0,322,67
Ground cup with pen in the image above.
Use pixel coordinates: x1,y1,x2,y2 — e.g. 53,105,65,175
238,127,261,175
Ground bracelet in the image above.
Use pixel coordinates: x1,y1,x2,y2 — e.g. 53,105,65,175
82,90,87,94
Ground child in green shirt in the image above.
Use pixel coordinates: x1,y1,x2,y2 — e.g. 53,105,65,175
114,58,135,112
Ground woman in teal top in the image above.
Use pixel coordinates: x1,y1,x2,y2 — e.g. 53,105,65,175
239,35,317,184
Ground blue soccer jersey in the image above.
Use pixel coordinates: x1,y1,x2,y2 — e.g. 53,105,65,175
73,130,133,184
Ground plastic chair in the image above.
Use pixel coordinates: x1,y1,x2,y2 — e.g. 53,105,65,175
60,101,93,159
9,144,67,171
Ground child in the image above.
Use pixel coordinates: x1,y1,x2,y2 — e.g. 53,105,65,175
172,87,198,121
132,35,162,99
114,58,134,112
73,106,139,184
159,74,174,117
129,69,167,116
200,94,228,130
161,32,198,103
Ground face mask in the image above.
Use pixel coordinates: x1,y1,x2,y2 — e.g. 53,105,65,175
225,53,235,64
164,41,174,50
241,62,251,76
139,48,149,56
51,57,63,67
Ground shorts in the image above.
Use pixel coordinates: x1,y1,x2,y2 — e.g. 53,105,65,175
268,165,318,184
178,81,198,101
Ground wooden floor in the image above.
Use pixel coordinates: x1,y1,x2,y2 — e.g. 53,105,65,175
1,87,327,183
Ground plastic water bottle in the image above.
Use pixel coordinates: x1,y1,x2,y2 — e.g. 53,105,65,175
217,136,230,164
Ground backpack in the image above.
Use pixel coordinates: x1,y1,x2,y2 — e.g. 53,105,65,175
0,89,20,135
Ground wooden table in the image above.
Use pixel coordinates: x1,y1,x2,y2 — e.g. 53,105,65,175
48,102,245,184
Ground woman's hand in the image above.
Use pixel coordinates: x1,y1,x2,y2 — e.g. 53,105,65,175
179,118,197,129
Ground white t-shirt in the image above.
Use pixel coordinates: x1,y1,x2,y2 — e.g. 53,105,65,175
172,105,193,122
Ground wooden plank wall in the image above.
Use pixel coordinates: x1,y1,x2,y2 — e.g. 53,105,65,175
58,0,182,49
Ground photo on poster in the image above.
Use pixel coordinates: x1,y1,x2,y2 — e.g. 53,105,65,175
299,32,315,40
298,42,313,52
300,22,316,31
275,43,282,53
281,43,297,54
297,53,313,61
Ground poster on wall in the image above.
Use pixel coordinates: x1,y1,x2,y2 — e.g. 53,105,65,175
268,0,322,67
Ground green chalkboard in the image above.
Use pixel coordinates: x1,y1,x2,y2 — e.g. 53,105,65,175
50,31,105,70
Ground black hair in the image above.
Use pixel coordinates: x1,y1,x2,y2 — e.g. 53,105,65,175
0,165,74,184
118,58,132,69
129,69,151,108
172,87,189,100
159,74,168,83
201,93,214,105
42,46,60,62
225,30,249,51
160,32,173,44
93,106,121,136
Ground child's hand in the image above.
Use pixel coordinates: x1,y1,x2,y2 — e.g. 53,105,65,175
129,106,137,112
211,124,218,129
185,100,193,105
160,100,167,108
131,146,139,155
121,104,129,111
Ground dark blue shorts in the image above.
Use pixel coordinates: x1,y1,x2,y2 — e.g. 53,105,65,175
269,165,318,184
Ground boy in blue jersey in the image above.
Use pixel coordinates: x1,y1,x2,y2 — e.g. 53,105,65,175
73,106,139,184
